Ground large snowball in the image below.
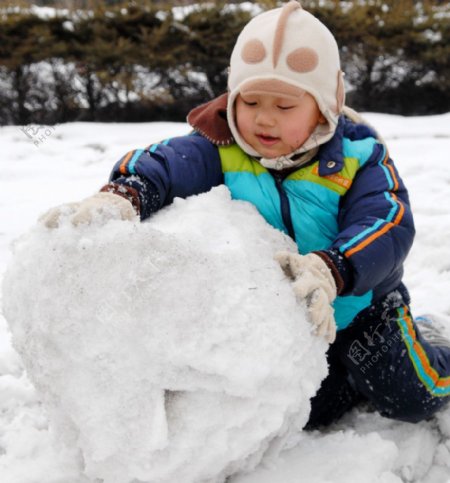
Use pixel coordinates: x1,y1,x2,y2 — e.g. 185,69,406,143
2,187,328,483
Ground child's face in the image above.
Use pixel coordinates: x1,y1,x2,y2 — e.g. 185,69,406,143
235,92,324,159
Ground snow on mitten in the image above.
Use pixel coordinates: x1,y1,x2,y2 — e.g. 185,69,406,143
39,192,136,228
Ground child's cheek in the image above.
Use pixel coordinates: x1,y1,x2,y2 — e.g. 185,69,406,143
238,113,253,138
287,126,310,150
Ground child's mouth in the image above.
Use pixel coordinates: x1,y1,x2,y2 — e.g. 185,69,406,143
257,134,279,146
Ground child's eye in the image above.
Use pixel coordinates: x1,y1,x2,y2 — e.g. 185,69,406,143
278,105,295,110
243,100,257,106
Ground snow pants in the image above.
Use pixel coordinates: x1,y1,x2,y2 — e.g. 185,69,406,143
305,285,450,429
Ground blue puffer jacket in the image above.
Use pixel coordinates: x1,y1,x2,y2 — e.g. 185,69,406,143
106,97,415,330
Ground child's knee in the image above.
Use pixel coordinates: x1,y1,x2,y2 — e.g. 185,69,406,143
345,351,450,423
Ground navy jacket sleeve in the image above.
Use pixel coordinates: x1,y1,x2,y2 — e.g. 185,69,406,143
108,132,224,220
330,143,415,296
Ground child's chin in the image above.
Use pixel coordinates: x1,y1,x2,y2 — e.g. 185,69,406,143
258,148,285,159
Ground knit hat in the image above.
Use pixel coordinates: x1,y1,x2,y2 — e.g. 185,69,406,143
227,0,345,169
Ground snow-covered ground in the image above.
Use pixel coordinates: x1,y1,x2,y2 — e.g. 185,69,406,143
1,112,450,482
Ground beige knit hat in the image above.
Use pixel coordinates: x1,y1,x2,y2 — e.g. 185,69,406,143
227,1,345,168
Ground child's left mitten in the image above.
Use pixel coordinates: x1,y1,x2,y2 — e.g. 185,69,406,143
275,251,337,343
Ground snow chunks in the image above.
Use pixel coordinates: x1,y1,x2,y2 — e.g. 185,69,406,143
2,186,328,483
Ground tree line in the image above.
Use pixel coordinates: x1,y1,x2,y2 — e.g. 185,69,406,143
0,0,448,125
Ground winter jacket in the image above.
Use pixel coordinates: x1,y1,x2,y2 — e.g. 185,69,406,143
103,94,415,330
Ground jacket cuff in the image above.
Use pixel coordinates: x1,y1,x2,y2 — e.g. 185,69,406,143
100,183,141,216
313,249,354,296
104,175,162,220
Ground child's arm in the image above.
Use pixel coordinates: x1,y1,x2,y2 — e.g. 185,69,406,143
40,133,224,228
101,133,224,221
316,143,415,297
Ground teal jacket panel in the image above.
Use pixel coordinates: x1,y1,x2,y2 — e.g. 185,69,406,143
219,139,377,330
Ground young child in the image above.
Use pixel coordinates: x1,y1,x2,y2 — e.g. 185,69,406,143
41,1,450,428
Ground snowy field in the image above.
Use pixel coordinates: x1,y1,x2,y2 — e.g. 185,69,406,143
1,112,450,482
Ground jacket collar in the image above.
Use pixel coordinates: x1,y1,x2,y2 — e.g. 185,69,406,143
186,93,234,146
317,114,379,175
317,116,345,176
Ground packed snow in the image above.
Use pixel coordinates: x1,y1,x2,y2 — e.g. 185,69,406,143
1,112,450,482
3,186,328,483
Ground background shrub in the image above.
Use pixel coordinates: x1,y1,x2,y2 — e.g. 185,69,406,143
0,0,448,125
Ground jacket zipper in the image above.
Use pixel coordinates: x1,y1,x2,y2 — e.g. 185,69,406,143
272,173,296,242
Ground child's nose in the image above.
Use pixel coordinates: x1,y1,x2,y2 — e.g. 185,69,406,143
255,109,275,127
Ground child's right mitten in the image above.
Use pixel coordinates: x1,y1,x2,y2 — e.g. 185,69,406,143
39,192,137,228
